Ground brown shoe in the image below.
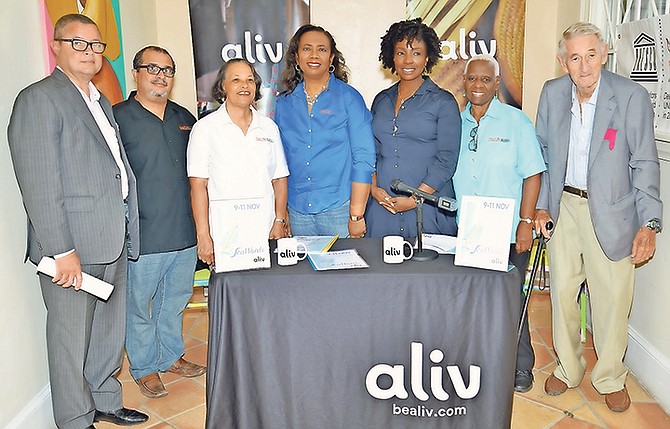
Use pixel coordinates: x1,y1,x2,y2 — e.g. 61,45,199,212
167,357,206,378
544,373,569,396
605,386,631,412
136,373,168,398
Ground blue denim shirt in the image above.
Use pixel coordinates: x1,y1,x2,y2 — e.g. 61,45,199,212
275,74,375,214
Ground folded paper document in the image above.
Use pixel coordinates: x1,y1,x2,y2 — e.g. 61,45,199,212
294,235,338,253
307,249,369,271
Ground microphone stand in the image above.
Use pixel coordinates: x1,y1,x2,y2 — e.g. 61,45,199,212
413,196,438,261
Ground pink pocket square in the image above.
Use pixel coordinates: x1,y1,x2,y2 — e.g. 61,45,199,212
604,128,617,150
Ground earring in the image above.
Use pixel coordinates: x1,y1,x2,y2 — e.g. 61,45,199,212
328,64,335,73
423,66,428,75
295,64,302,73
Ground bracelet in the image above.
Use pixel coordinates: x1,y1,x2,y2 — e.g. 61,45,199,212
274,218,286,224
350,214,364,222
519,217,533,224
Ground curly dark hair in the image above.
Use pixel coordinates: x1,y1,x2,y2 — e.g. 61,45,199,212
379,18,441,74
211,58,263,104
280,24,349,95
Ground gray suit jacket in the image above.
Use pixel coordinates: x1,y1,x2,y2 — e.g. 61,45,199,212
536,69,662,261
8,68,140,265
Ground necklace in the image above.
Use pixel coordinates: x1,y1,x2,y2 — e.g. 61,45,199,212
397,84,420,106
304,83,328,108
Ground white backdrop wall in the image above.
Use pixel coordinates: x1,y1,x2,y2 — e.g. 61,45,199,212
0,2,52,428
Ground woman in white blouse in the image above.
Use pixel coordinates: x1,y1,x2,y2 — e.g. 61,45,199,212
188,59,289,267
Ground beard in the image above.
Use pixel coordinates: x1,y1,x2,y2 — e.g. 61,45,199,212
149,89,168,98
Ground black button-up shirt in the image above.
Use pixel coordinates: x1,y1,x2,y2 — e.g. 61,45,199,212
113,91,196,254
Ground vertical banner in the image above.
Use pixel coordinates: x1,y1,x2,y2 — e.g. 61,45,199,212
188,0,310,117
617,15,670,140
42,0,126,105
407,0,526,110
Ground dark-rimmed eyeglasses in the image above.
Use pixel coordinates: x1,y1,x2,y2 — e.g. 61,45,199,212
136,64,176,78
54,38,106,54
468,125,479,152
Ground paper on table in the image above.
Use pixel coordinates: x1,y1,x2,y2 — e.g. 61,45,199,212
416,234,457,254
37,257,115,300
294,235,338,253
307,249,369,271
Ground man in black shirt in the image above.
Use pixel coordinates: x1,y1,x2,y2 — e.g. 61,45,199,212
114,46,205,398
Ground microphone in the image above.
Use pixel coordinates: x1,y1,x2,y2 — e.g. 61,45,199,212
390,179,458,212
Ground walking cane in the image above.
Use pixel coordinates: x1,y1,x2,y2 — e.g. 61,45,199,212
517,221,553,343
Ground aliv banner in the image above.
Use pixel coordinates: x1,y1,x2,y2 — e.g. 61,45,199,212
408,0,527,110
188,0,309,117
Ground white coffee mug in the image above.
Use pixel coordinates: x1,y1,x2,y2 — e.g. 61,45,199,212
382,235,414,264
277,237,307,266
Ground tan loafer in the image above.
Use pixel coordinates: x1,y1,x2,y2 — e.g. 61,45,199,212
605,386,631,412
167,357,206,378
544,373,568,396
136,373,168,398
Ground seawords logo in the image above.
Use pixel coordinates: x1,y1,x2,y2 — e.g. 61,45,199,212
365,342,481,401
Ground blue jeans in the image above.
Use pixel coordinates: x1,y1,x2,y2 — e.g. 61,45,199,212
125,246,197,380
288,201,350,237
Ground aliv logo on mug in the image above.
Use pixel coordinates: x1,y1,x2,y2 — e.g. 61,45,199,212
383,235,413,263
276,237,307,266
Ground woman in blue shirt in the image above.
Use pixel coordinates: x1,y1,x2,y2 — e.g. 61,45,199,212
367,19,461,240
275,24,376,238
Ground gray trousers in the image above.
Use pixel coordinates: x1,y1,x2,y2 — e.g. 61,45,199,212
39,249,127,429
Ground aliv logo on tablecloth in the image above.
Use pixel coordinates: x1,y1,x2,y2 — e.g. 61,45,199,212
365,342,481,401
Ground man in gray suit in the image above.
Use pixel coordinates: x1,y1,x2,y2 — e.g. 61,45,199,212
534,22,662,412
8,14,148,428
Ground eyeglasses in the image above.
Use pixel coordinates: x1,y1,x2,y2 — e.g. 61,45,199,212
468,125,479,152
136,64,176,78
54,38,106,54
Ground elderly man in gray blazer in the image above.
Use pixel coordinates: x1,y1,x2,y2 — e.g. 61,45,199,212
8,14,148,429
534,22,662,413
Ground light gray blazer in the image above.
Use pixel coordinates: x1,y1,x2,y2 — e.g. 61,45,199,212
8,68,140,265
536,69,662,261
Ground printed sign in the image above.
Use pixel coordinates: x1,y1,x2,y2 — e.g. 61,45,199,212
209,197,270,273
617,14,670,141
454,195,514,271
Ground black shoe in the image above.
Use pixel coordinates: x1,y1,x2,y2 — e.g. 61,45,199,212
94,408,149,426
514,369,534,393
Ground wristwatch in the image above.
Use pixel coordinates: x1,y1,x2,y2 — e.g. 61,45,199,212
350,214,364,222
519,217,533,224
645,218,662,233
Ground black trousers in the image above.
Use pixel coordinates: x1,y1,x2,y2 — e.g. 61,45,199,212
509,244,536,372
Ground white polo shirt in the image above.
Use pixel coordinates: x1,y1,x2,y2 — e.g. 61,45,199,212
187,103,289,232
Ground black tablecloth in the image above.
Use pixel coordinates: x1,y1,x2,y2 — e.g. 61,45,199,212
206,239,520,429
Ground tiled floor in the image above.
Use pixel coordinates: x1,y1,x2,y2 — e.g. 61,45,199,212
97,288,670,429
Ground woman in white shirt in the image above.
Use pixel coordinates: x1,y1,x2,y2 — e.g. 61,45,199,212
188,59,289,267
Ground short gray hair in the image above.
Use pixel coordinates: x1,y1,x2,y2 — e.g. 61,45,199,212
558,22,607,61
464,54,500,77
54,13,98,39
